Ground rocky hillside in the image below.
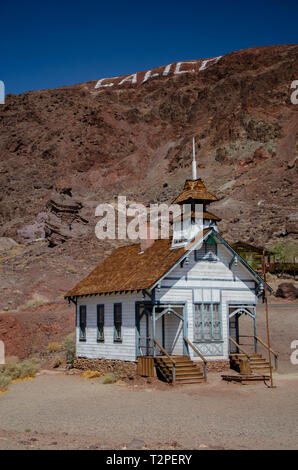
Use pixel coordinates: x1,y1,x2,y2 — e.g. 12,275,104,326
0,44,297,317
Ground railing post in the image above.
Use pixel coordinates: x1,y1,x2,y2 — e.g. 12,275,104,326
203,362,207,379
254,318,258,353
153,306,156,358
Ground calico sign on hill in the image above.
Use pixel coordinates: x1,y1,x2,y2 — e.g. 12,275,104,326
94,56,222,89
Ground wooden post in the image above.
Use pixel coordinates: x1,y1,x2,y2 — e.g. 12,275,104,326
262,249,275,388
254,314,258,353
153,306,156,358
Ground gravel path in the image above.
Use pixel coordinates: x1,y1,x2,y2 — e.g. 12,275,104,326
0,371,297,449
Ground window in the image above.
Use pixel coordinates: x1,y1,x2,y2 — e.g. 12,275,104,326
79,305,86,341
114,303,122,342
195,241,217,261
97,304,104,342
194,303,221,341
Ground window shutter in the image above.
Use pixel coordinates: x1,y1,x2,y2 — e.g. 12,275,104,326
114,303,122,342
97,305,104,341
79,306,86,341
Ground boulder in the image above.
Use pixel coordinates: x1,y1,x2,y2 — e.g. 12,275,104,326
275,283,298,300
0,237,18,252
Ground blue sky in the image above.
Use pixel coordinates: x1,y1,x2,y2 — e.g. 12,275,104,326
1,0,297,95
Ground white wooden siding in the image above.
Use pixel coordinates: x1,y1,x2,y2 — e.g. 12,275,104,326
75,243,258,362
76,292,142,361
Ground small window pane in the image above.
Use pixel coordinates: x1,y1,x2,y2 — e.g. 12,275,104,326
213,304,221,340
79,306,86,341
194,303,221,342
97,305,104,341
114,304,122,341
194,304,203,341
203,304,212,340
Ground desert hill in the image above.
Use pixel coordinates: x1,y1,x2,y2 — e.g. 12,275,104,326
0,44,297,357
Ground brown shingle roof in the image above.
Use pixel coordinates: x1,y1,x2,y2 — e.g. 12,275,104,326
172,179,218,204
65,230,211,297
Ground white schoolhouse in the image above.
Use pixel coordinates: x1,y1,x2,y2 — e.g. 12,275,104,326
66,157,273,383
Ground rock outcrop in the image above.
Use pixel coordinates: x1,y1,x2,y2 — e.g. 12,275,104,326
275,282,298,300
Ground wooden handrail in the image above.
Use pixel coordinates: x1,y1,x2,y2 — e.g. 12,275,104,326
254,335,278,370
229,337,251,359
154,338,176,382
254,336,278,358
154,339,176,366
184,337,207,379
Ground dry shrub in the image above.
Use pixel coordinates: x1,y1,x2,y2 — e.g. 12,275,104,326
3,356,22,380
47,342,60,353
62,332,76,366
17,359,40,378
81,370,102,379
53,356,62,368
102,373,117,384
1,357,40,380
0,374,11,391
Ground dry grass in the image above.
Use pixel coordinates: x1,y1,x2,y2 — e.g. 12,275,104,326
81,370,102,379
0,374,11,391
11,377,35,384
0,357,40,388
102,373,117,384
47,342,60,353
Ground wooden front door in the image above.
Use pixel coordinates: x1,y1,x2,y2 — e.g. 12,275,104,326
229,309,239,353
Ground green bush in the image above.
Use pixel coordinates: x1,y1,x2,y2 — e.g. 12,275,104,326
18,360,40,378
62,332,76,366
0,374,11,391
270,242,297,264
102,373,117,384
1,357,40,380
3,357,22,380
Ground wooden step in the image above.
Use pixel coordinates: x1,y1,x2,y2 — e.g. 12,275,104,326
176,377,205,384
154,355,205,384
175,370,203,377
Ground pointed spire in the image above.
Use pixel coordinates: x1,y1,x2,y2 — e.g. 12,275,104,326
192,137,197,180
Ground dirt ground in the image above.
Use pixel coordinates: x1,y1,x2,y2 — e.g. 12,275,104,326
0,302,297,450
0,371,297,450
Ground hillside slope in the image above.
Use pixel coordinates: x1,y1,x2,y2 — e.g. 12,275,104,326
0,44,297,315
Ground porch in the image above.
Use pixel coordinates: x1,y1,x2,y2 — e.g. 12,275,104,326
136,302,207,384
228,304,278,376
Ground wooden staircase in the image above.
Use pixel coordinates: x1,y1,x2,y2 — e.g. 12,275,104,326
155,355,205,384
230,353,272,374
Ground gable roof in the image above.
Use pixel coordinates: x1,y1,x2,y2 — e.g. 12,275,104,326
66,232,207,297
212,231,272,292
65,228,270,298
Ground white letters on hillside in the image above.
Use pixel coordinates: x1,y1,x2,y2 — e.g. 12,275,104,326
290,80,298,105
142,69,160,83
199,56,222,71
95,77,119,88
94,56,223,90
119,73,137,86
162,63,172,76
175,61,197,74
